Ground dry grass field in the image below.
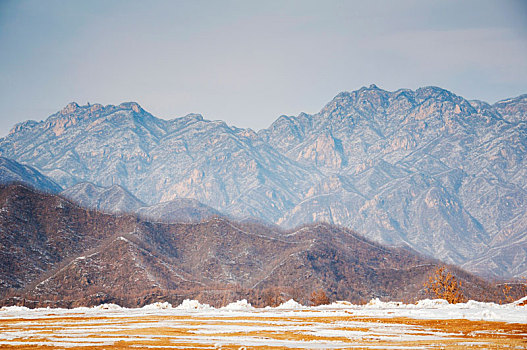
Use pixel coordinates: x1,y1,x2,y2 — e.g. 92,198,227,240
0,301,526,349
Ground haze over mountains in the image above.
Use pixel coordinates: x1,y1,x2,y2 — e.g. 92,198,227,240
61,182,221,223
1,85,525,279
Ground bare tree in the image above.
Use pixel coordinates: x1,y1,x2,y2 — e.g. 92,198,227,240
424,266,465,304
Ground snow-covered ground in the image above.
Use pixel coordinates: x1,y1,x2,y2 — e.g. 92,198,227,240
0,298,526,349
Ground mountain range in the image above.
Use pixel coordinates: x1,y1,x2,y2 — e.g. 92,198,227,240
61,181,221,223
0,85,525,279
0,184,503,308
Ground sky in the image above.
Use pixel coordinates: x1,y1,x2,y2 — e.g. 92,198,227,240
0,0,526,136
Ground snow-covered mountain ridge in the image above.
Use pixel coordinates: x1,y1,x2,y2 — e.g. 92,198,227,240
1,85,526,278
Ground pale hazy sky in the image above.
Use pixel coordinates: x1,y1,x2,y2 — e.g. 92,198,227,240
1,0,526,136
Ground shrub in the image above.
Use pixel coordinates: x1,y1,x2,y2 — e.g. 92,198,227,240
423,266,465,304
310,290,330,306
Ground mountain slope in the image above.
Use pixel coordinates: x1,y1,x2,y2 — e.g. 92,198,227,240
0,103,314,224
263,86,526,275
0,184,501,307
0,157,61,193
0,184,134,292
136,198,221,223
61,182,222,222
61,182,145,214
1,86,525,278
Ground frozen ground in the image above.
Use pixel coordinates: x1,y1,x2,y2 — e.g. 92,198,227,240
0,298,526,349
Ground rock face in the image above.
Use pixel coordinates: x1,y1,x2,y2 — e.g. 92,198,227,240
0,157,62,193
0,88,526,278
0,184,499,307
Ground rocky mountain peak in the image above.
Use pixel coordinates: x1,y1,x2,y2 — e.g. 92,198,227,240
61,102,79,114
168,113,204,131
55,102,105,119
494,94,527,106
49,101,106,123
493,94,527,123
118,102,143,114
414,86,461,103
358,83,386,94
57,101,145,120
182,113,204,121
8,120,38,136
319,85,393,119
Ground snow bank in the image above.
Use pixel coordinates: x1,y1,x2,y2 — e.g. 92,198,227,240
141,302,173,310
415,299,450,308
0,306,30,313
343,298,527,323
220,299,254,311
175,299,212,311
0,298,525,324
93,303,122,310
322,300,353,309
365,298,407,308
275,299,304,309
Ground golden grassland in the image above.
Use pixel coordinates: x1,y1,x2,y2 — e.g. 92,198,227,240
0,311,526,349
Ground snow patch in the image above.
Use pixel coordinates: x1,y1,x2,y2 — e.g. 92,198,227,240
93,303,122,310
220,299,254,311
175,299,213,311
366,298,406,308
142,302,173,310
415,299,450,308
0,298,526,324
275,299,304,309
513,295,527,305
0,306,30,313
328,300,353,308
